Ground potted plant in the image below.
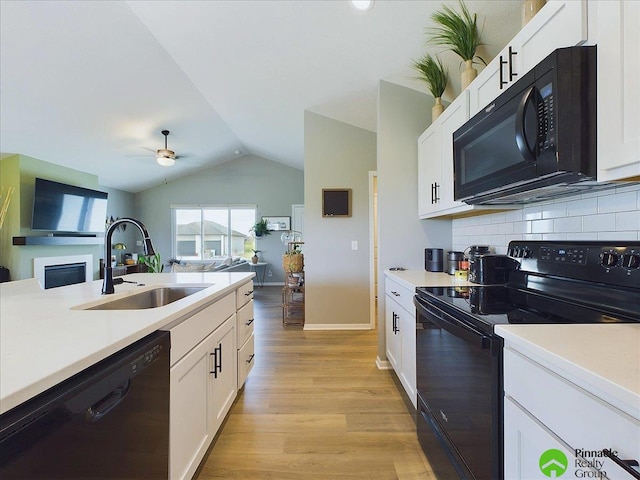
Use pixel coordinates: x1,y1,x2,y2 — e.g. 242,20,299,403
413,53,448,121
251,249,261,264
429,0,486,89
250,219,271,238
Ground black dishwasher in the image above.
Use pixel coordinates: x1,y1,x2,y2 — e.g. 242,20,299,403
0,330,170,479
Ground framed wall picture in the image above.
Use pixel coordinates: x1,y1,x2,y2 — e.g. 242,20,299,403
262,216,291,231
322,189,351,217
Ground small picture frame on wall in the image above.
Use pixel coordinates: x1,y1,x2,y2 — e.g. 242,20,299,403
322,188,351,217
262,216,291,231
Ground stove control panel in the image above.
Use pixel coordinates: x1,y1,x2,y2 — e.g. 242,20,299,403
507,241,640,288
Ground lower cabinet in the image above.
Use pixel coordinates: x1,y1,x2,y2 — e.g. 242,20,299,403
384,275,416,409
167,279,255,480
503,346,640,479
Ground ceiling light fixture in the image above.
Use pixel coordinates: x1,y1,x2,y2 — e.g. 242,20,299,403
351,0,374,11
156,130,176,167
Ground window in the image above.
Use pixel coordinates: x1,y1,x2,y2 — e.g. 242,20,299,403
172,205,257,262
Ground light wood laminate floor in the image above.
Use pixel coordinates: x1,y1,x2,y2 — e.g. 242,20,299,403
195,286,435,480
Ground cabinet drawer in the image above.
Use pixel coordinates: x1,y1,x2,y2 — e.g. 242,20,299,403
504,347,640,464
384,276,414,314
236,299,254,347
236,281,254,308
237,333,255,388
169,292,235,366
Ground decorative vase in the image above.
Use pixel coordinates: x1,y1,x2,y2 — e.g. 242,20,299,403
252,255,259,264
461,60,477,90
522,0,546,26
432,97,444,122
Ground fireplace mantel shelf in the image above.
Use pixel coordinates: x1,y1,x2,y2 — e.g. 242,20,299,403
13,236,104,246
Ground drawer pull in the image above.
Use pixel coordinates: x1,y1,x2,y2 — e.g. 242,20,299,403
391,291,401,297
246,354,255,364
244,290,254,296
602,449,640,479
245,318,255,326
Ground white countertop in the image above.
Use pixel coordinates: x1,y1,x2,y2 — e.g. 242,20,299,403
384,269,473,289
496,324,640,420
0,272,254,415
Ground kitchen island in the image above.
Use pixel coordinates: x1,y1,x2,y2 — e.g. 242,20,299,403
0,271,254,415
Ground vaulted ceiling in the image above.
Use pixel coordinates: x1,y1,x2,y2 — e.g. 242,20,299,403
0,1,522,192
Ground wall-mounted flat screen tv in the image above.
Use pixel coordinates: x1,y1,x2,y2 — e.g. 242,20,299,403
31,178,108,233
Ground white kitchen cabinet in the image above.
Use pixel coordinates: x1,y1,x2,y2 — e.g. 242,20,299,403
503,346,640,479
469,0,588,116
208,317,237,436
236,298,255,388
167,281,255,480
384,275,416,408
594,0,640,181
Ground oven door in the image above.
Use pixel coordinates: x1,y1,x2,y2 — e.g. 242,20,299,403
415,295,503,480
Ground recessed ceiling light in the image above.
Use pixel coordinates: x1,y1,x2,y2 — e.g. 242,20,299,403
234,150,242,155
351,0,374,11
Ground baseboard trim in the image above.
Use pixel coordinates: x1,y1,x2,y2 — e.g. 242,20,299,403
376,357,392,370
303,323,372,331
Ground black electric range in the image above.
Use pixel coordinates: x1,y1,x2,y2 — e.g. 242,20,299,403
414,241,640,480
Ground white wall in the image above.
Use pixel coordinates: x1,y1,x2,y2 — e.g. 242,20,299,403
377,81,452,360
452,185,640,253
304,111,376,328
134,155,303,284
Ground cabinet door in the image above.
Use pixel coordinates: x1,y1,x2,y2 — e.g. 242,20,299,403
470,0,588,116
417,124,441,217
438,91,469,212
596,0,640,181
385,295,402,372
398,305,416,409
208,317,237,436
170,337,212,480
504,397,577,480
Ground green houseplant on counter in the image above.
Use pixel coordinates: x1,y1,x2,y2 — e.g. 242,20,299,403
429,0,486,89
413,53,448,121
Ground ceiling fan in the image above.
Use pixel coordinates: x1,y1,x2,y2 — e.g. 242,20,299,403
156,130,177,166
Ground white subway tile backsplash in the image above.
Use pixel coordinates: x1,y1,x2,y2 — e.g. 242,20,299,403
597,231,638,241
598,191,637,213
522,205,543,220
451,185,640,253
542,203,567,219
531,219,554,233
583,213,616,232
566,197,598,217
553,216,582,233
617,211,640,231
542,233,568,241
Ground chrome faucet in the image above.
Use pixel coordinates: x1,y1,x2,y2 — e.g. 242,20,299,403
102,218,156,294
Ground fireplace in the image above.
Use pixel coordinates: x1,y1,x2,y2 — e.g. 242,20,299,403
34,255,94,289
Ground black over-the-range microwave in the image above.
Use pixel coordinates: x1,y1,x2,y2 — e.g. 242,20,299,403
453,46,607,205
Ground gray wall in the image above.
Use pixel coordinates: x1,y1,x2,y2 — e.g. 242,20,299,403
303,111,377,328
376,81,452,360
133,154,303,284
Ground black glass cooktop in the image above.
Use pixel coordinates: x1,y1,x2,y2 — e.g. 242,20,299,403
415,284,637,332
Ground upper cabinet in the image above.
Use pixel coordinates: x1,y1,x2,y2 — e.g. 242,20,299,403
595,0,640,181
418,92,514,219
469,0,588,117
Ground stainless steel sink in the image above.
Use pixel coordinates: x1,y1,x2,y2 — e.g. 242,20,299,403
85,286,207,310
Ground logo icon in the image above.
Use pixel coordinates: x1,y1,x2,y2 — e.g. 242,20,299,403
539,449,568,478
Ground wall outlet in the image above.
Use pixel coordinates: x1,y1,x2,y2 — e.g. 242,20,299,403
351,240,358,251
136,240,143,247
268,270,272,277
